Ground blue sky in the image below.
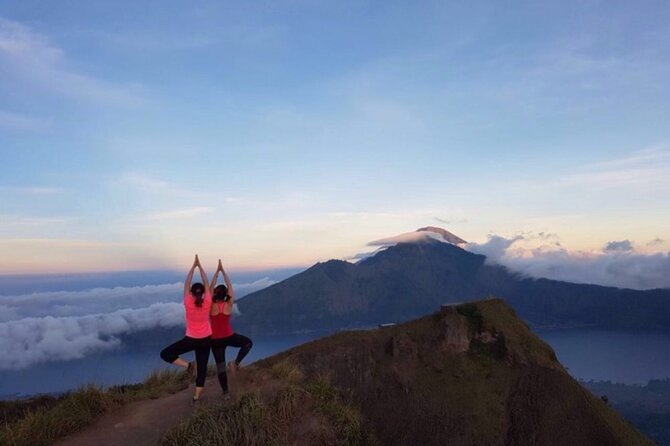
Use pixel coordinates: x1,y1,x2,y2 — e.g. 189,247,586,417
1,0,669,274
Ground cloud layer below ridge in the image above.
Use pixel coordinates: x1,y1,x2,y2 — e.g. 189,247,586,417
0,277,275,369
466,234,670,290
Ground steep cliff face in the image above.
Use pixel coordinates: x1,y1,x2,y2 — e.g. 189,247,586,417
257,299,652,446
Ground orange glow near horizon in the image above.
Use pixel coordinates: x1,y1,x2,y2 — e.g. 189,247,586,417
1,227,668,276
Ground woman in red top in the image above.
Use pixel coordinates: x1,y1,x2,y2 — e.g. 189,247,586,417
160,255,212,403
209,259,253,397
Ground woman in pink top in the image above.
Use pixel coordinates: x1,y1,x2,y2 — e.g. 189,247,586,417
160,254,212,403
209,259,253,397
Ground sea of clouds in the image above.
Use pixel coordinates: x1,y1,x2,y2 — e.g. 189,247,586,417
0,277,275,370
466,234,670,290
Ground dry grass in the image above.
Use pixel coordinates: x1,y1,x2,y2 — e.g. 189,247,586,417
305,374,338,402
305,375,372,446
271,359,304,382
0,386,114,446
0,368,190,446
273,384,307,420
160,364,375,446
160,393,284,446
127,368,190,400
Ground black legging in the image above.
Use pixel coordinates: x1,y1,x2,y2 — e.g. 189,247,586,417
211,333,253,393
160,336,211,387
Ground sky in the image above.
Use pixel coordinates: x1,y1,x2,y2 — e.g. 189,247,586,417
1,0,670,275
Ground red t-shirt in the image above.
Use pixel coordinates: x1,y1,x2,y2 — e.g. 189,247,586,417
183,292,212,338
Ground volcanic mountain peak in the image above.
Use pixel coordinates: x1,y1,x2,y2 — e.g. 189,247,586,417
367,226,467,248
416,226,467,244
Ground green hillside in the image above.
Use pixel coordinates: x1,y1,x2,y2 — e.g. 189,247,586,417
254,298,652,446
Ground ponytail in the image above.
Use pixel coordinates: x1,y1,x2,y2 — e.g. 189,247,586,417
213,284,229,302
190,283,205,308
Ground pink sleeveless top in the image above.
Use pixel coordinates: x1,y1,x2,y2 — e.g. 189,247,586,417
211,302,234,339
183,292,212,338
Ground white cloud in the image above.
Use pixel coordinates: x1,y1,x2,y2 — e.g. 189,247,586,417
563,167,668,188
466,234,670,290
368,230,448,246
0,276,276,369
0,278,275,321
0,282,183,320
466,234,525,263
352,227,469,262
117,173,172,193
144,207,214,220
344,247,387,263
0,17,141,106
561,143,670,190
589,144,670,169
234,277,277,296
0,302,184,370
435,216,468,225
0,304,19,322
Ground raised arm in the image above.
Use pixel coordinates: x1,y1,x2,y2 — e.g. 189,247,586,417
183,255,198,295
220,259,234,300
194,255,210,295
209,267,221,293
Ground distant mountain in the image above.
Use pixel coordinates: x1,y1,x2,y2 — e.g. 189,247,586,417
236,229,670,334
256,299,653,445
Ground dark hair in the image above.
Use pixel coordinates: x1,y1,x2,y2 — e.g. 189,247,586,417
191,283,205,307
213,284,230,302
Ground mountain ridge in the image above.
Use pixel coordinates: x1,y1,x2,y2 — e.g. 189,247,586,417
3,299,655,446
236,238,670,334
256,298,652,445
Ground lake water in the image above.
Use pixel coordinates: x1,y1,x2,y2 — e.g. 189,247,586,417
535,328,670,385
0,332,326,399
2,328,669,399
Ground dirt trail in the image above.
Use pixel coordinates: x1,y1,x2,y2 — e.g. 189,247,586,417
52,373,249,446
